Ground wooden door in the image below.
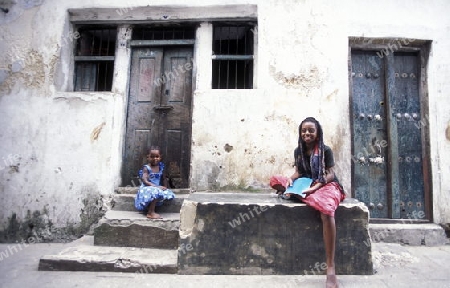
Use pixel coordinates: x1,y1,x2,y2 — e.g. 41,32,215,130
351,51,389,218
122,47,193,188
350,50,427,219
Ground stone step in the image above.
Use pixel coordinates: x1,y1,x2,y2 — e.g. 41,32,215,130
115,186,192,194
39,235,177,273
94,210,180,249
369,223,449,246
112,193,189,213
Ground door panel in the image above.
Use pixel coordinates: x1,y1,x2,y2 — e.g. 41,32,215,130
122,47,193,188
137,58,159,102
351,51,389,218
159,48,193,188
391,53,425,219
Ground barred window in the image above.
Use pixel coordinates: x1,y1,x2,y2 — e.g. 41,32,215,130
74,27,117,91
212,23,255,89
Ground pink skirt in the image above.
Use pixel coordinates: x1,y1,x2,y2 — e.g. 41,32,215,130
302,182,345,217
269,175,345,217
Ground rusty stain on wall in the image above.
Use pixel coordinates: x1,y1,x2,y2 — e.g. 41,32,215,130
90,122,106,142
326,89,339,101
446,121,450,141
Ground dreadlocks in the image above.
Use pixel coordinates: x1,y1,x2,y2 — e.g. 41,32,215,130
297,117,326,183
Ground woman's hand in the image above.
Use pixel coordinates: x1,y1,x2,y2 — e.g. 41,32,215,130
288,170,300,187
302,182,323,198
302,187,316,198
287,177,294,187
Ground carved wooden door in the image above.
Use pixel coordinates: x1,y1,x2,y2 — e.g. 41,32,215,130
351,50,428,219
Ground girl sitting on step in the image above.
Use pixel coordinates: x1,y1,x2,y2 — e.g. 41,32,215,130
134,146,175,219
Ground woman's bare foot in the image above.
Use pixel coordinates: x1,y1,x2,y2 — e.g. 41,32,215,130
146,212,162,219
284,193,303,201
326,274,338,288
272,184,286,193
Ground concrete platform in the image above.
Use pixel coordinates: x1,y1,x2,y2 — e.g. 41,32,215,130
115,187,192,194
94,210,180,249
178,192,373,275
39,236,177,273
111,193,189,212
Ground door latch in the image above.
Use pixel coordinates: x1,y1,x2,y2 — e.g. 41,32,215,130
153,105,174,114
369,156,384,164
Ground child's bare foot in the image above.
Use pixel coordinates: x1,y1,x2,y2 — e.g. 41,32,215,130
146,212,162,219
326,274,338,288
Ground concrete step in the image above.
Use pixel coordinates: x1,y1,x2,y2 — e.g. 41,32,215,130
115,186,192,194
369,223,449,246
39,235,177,273
112,193,189,213
94,210,180,249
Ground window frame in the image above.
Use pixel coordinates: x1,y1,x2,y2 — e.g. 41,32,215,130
72,25,118,92
211,22,257,89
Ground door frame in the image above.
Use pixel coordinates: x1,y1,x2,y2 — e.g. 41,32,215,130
122,39,196,188
348,38,433,221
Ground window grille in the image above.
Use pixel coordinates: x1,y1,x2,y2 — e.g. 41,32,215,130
74,27,117,91
212,24,255,89
132,26,196,40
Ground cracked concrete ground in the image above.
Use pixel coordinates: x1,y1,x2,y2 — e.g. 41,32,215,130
0,240,449,288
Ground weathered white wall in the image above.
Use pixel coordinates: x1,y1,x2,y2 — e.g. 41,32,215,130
191,0,450,224
0,0,135,240
0,0,449,241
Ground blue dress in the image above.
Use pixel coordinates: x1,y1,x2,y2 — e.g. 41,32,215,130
134,162,175,211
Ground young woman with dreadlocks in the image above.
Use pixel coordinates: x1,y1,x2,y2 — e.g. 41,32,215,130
270,117,346,288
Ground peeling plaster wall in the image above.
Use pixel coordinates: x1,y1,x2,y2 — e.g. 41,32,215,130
0,0,449,241
0,89,117,241
0,0,125,241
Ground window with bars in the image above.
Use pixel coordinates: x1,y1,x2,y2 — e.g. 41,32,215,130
74,27,117,91
212,23,255,89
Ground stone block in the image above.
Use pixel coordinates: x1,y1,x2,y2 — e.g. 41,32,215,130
94,211,180,249
178,193,373,275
